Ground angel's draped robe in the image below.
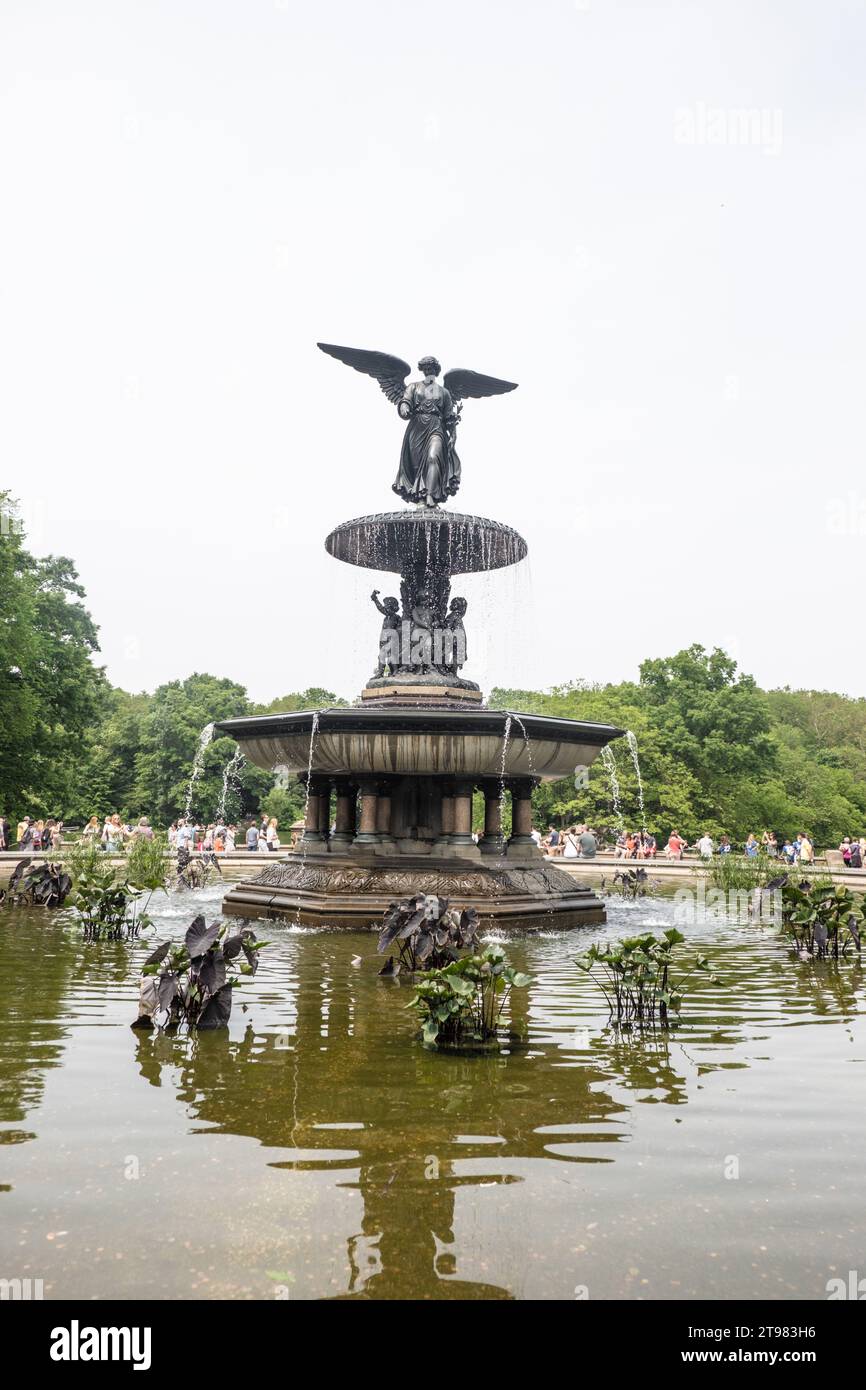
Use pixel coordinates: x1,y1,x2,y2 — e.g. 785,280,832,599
392,380,461,505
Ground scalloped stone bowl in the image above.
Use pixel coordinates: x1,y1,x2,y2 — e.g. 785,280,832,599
215,708,622,781
325,510,527,574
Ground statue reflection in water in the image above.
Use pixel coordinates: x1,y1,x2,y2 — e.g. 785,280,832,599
131,954,689,1300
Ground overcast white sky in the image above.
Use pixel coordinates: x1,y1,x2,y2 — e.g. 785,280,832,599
2,0,865,704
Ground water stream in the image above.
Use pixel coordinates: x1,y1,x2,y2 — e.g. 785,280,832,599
184,722,215,821
497,713,513,844
625,730,648,835
293,712,322,920
216,747,245,824
600,744,624,833
507,710,536,780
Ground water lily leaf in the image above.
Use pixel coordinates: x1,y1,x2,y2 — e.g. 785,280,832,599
415,932,434,962
199,952,227,994
397,909,427,939
197,983,233,1029
143,940,171,967
222,934,244,961
185,916,220,958
446,974,473,997
157,973,179,1011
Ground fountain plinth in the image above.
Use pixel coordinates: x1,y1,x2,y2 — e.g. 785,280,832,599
218,343,624,928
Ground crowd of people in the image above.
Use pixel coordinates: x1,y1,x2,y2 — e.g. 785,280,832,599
168,815,282,854
687,830,819,864
0,812,283,855
537,825,866,869
0,816,65,852
543,825,600,858
3,810,865,872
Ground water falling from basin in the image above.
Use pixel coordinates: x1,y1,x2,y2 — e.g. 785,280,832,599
600,744,624,833
293,711,322,924
507,710,536,780
184,723,215,821
498,712,513,844
625,730,648,835
216,746,245,824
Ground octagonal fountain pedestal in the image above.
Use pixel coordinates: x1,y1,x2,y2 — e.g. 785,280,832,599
217,707,624,929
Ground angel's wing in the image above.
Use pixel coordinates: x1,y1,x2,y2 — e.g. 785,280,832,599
317,343,411,405
442,368,518,403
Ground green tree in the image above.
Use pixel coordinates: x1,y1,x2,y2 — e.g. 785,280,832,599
132,674,269,827
250,687,349,714
0,496,104,821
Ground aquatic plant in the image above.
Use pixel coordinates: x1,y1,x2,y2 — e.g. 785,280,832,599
600,868,655,899
174,847,222,892
406,946,531,1047
709,852,782,894
0,857,73,908
779,877,862,959
576,928,719,1027
377,893,480,975
132,915,269,1031
65,839,168,941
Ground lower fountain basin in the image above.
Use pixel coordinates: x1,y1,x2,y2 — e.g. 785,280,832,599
222,850,607,929
215,707,624,781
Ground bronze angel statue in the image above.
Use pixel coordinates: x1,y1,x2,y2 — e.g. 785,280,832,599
317,343,517,507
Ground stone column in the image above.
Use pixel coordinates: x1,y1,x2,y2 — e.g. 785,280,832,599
353,779,381,846
375,778,397,853
478,780,504,856
434,781,455,852
330,778,356,849
507,779,539,858
450,779,479,857
301,775,328,849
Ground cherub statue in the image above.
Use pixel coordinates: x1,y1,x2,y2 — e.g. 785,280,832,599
370,590,401,677
409,587,433,671
317,343,517,507
444,596,468,673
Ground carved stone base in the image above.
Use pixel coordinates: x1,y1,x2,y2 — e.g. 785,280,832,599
221,851,606,930
360,684,484,708
361,670,483,709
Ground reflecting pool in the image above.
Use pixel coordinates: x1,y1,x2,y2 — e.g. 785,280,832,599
1,887,863,1300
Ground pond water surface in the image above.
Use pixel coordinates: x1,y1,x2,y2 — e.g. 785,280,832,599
1,887,863,1301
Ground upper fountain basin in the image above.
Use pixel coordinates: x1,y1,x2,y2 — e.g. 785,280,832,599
325,510,527,574
215,707,625,781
